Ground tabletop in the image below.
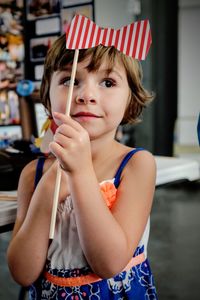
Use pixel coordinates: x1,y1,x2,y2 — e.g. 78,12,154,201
0,191,17,233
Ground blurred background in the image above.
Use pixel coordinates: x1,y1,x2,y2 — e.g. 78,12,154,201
0,0,199,299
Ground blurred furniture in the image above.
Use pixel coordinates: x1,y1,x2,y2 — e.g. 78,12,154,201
155,156,200,186
0,191,17,233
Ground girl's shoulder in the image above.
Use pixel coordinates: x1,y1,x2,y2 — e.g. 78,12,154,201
113,144,155,180
19,158,39,187
16,156,52,213
128,147,155,164
18,156,53,191
121,147,156,184
117,144,155,167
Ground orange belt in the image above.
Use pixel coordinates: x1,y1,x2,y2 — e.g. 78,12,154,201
44,252,145,287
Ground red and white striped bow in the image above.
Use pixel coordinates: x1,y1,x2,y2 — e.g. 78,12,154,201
66,14,152,60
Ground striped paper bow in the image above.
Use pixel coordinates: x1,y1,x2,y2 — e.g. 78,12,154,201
66,14,152,60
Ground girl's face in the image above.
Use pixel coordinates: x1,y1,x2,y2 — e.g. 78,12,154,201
49,56,130,140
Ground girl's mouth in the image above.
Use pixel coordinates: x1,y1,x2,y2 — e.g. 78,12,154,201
72,112,101,119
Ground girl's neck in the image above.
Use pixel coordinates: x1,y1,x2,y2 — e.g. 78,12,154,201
90,133,117,160
90,137,131,182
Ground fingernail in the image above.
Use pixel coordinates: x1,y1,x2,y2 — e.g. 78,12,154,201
52,112,59,117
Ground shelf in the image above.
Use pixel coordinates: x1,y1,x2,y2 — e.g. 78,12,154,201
0,124,21,127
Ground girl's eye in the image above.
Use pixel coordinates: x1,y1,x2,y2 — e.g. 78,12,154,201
59,77,70,86
101,79,116,88
60,77,79,86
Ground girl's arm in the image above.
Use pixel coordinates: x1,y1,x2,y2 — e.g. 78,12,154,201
50,112,156,279
7,158,68,286
69,150,156,278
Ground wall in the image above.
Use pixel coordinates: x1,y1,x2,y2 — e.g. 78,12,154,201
95,0,133,28
175,0,200,159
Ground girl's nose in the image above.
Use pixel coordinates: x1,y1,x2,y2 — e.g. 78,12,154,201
75,95,96,104
75,83,97,105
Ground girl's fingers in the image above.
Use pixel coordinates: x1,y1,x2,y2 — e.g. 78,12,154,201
49,140,63,158
53,112,90,148
53,112,82,131
55,124,78,140
53,132,77,151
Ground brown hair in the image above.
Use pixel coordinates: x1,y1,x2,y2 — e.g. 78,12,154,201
40,34,154,124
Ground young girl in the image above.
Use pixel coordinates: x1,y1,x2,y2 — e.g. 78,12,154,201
7,34,158,299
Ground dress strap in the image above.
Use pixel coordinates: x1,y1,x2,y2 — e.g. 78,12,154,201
34,156,46,188
114,147,144,188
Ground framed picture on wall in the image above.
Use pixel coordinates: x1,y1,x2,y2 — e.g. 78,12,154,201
62,0,93,7
26,0,61,20
34,64,44,81
0,126,22,148
30,36,58,61
35,16,61,35
61,4,94,33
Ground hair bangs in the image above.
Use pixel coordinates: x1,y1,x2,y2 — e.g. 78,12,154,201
77,45,121,74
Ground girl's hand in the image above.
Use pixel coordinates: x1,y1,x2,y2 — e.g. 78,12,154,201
49,112,92,174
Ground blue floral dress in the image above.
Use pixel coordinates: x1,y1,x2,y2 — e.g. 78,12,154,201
29,148,158,300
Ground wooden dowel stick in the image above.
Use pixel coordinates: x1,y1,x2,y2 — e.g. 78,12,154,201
49,161,61,239
49,49,79,239
65,49,79,115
